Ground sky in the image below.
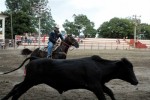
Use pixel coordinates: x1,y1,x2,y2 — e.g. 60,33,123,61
0,0,150,30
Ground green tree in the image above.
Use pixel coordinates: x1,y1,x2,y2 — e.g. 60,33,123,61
140,23,150,39
31,0,55,34
97,17,134,38
97,21,109,38
73,14,96,37
63,14,96,37
63,20,78,35
4,0,55,38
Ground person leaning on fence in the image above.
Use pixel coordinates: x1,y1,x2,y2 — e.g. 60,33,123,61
47,25,64,58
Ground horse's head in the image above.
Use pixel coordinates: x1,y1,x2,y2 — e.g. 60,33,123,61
64,35,79,48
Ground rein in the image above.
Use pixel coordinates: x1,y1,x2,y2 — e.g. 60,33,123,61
61,41,70,47
61,41,76,51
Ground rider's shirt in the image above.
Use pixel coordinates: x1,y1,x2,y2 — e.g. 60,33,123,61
49,32,64,44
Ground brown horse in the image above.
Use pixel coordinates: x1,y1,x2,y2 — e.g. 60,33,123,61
21,35,79,59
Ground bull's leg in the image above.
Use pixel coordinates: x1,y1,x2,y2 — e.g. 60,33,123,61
89,83,106,100
102,85,116,100
11,81,34,100
1,83,21,100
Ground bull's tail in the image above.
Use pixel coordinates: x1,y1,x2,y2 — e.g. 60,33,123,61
21,48,33,56
0,56,38,75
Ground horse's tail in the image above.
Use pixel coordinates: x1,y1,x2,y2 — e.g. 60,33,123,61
0,56,38,75
21,48,33,56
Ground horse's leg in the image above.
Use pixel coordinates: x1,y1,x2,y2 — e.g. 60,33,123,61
31,48,40,57
40,51,47,58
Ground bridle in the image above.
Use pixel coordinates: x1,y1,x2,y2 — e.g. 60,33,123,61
61,41,70,47
62,36,77,47
61,37,77,51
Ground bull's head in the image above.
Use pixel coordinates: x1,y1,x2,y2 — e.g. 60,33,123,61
117,58,138,85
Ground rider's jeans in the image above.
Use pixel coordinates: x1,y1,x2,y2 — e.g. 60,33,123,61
47,41,54,58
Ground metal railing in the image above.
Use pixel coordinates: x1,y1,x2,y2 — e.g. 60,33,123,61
2,38,150,50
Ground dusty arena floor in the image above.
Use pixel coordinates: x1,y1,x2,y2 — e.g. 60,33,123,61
0,49,150,100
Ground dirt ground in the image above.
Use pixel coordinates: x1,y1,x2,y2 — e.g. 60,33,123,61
0,49,150,100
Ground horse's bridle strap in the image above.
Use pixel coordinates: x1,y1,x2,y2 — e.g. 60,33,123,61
61,41,70,47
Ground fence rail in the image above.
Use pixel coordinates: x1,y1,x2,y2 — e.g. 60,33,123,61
79,42,131,50
1,38,150,50
20,42,150,50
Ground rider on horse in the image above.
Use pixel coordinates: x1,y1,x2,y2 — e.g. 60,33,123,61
47,25,64,58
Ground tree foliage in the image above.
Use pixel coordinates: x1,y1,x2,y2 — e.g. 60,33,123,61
63,20,78,35
4,0,55,38
63,14,96,37
140,23,150,39
2,0,150,39
30,0,55,34
97,17,134,38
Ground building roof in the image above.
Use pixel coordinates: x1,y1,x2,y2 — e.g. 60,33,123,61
0,14,7,18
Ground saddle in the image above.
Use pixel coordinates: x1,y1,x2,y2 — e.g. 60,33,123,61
39,40,61,52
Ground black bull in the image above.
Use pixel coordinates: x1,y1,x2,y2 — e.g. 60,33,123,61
1,55,138,100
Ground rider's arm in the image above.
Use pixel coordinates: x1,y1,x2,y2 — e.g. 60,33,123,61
59,34,64,41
